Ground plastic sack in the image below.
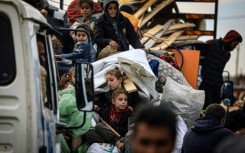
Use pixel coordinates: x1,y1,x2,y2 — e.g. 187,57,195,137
87,143,120,153
172,115,188,153
59,86,92,137
162,77,205,128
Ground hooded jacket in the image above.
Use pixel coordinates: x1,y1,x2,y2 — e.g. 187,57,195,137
94,0,144,53
181,116,234,153
200,30,242,87
61,29,96,62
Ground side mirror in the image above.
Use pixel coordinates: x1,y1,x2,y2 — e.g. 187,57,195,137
75,63,94,112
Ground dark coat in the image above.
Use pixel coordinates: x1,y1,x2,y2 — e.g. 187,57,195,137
181,116,234,153
101,106,132,137
200,38,231,87
94,13,144,53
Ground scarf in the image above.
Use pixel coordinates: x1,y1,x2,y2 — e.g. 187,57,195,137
109,105,131,125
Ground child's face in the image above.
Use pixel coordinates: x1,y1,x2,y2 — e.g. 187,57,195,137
76,31,88,43
107,3,117,18
80,2,93,19
106,74,122,90
112,93,128,111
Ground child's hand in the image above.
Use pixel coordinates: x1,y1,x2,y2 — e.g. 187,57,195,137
115,140,124,150
109,40,119,50
94,105,100,112
128,106,134,111
55,55,62,59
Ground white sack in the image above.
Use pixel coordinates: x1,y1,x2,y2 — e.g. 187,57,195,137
87,143,119,153
162,77,205,128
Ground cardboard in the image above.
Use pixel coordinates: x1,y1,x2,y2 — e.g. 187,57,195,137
171,49,200,89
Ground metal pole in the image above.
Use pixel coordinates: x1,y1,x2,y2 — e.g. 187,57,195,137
214,0,219,39
235,44,240,83
60,0,64,10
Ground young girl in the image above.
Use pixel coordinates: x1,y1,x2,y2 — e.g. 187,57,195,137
94,0,144,55
71,0,97,31
95,68,140,112
86,88,132,150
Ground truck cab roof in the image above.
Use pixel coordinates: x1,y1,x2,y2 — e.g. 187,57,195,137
1,0,47,24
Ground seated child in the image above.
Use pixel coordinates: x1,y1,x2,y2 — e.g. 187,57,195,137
56,25,96,63
95,68,140,112
59,67,76,89
86,88,132,150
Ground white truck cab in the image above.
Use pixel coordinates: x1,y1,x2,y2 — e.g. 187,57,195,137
0,1,93,153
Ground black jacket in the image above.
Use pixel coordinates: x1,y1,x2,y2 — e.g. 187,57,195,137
181,116,234,153
101,106,132,137
95,89,141,113
94,13,144,53
200,39,231,87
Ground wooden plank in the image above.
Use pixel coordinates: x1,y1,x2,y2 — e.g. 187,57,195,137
138,14,145,26
142,22,195,43
168,22,195,31
156,35,199,43
134,0,157,18
140,24,164,44
150,30,184,51
123,78,138,93
144,19,174,48
139,0,174,28
175,0,215,2
183,30,214,36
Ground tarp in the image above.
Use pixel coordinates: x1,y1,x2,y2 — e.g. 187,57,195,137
91,49,159,101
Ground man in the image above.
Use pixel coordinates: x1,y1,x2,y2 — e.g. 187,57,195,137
181,104,234,153
130,105,177,153
199,30,243,108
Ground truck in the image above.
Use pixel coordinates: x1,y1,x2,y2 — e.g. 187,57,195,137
0,0,93,152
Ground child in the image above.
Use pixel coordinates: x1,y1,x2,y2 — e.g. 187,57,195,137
86,88,132,150
56,25,96,63
95,68,140,112
59,67,76,89
94,0,144,55
71,0,97,32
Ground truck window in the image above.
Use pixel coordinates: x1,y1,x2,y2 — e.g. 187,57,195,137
0,14,16,85
37,35,56,111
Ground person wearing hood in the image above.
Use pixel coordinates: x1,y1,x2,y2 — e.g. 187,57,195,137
94,0,144,57
181,104,234,153
199,30,243,109
56,24,96,63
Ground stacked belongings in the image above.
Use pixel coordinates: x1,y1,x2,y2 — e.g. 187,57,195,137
90,49,205,153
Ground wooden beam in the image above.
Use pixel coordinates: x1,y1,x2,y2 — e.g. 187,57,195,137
134,0,157,18
139,0,175,28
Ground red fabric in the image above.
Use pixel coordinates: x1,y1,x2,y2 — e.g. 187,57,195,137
67,0,103,25
223,30,242,43
109,106,131,125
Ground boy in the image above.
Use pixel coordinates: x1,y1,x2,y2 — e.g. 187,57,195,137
86,88,132,150
56,25,96,63
94,0,144,55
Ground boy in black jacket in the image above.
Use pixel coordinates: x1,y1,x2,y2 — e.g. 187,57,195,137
86,88,132,150
94,0,144,56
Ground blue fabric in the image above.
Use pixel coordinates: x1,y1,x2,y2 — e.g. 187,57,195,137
61,41,96,63
149,59,159,77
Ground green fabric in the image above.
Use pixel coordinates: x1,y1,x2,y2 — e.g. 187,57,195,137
59,86,92,137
